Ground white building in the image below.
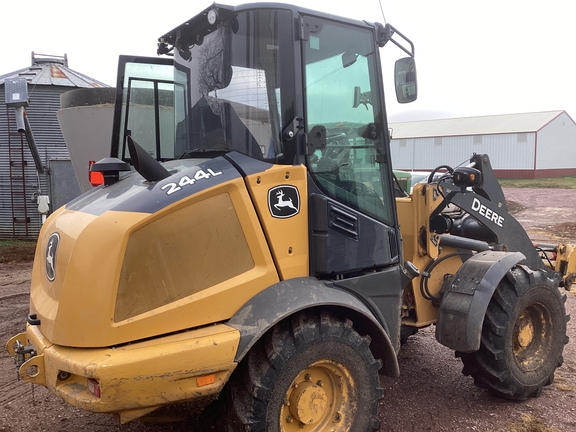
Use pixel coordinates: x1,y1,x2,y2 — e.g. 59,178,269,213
390,110,576,178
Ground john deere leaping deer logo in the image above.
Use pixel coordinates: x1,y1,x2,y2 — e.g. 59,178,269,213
45,232,60,282
274,190,297,211
268,185,300,218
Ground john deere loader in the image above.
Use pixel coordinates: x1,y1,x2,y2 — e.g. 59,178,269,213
7,3,569,431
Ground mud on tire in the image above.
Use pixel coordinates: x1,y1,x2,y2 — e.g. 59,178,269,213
224,310,384,431
457,265,569,400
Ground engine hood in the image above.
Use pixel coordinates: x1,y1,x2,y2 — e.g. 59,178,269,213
29,155,279,348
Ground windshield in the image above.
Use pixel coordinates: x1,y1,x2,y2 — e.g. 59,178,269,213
172,9,292,161
304,18,394,224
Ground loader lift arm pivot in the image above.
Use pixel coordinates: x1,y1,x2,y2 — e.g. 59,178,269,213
430,154,548,270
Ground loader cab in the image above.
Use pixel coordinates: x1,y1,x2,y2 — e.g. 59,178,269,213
110,3,417,275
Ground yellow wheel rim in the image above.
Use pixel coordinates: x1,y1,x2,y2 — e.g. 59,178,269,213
513,303,551,371
280,360,355,431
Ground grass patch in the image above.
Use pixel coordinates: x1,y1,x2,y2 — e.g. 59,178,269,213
507,413,560,432
0,239,37,263
553,375,576,392
0,239,35,247
498,177,576,189
555,382,576,392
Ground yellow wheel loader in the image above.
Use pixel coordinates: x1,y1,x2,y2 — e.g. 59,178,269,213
6,3,570,430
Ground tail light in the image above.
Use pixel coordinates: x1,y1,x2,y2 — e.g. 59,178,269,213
87,378,101,398
88,161,104,187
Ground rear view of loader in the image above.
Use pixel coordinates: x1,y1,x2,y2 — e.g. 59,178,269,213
5,2,569,431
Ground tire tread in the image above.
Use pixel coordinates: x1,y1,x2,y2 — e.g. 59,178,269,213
225,310,384,431
457,266,568,400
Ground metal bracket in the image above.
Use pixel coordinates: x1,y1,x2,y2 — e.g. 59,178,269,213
14,340,36,371
297,16,323,41
283,116,303,141
305,125,326,155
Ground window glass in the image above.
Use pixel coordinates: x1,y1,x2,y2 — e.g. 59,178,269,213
173,10,290,161
304,20,393,224
116,61,183,161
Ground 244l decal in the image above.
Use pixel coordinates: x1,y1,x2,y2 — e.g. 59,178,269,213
162,169,222,195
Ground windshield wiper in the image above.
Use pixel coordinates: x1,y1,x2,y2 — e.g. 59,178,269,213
178,149,229,159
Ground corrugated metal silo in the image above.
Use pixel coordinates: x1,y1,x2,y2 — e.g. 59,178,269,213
0,53,110,239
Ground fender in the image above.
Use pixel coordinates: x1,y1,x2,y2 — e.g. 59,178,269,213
435,251,525,352
227,277,400,377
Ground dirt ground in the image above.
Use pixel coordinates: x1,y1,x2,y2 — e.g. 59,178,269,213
1,187,576,432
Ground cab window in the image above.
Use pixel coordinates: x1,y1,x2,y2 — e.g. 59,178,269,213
304,19,393,224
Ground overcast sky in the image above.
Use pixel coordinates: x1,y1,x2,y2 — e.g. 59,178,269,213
1,0,574,122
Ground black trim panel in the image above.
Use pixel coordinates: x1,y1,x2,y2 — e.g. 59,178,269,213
66,157,241,216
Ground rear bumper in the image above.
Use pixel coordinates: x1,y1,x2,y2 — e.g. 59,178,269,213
7,323,239,422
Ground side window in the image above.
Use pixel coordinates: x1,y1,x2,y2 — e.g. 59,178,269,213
112,58,185,162
304,23,393,224
123,78,177,160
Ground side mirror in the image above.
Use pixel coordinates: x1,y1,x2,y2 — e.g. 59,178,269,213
394,57,417,103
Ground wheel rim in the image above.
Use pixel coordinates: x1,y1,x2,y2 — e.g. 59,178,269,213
280,360,355,431
513,302,552,372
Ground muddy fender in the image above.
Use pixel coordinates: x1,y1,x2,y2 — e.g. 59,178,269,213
436,251,525,352
227,277,399,377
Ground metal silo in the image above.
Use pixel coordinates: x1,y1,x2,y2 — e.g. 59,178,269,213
0,53,110,239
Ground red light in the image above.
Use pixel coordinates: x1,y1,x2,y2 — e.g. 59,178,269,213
87,378,101,398
88,161,104,187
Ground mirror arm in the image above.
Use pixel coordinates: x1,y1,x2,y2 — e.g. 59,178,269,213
387,24,415,57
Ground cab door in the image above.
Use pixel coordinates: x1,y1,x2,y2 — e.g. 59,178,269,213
301,16,401,275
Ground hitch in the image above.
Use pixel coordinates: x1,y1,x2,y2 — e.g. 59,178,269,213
7,333,37,378
13,340,36,372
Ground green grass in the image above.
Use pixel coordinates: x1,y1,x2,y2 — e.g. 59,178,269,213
0,239,37,263
0,239,36,247
498,177,576,188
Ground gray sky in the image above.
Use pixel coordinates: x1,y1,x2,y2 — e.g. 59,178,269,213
1,0,574,122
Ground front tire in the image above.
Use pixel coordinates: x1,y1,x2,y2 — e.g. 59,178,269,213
457,266,569,400
226,310,384,431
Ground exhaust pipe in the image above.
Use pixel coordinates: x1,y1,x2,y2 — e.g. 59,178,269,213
127,136,171,182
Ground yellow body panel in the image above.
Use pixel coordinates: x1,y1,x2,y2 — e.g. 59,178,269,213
396,183,462,326
245,164,309,280
549,244,576,287
7,168,300,422
31,177,279,348
11,323,239,423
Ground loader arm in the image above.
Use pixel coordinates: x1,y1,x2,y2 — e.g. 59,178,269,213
430,154,547,271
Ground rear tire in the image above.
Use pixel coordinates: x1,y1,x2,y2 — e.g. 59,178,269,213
457,266,569,400
225,310,384,431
